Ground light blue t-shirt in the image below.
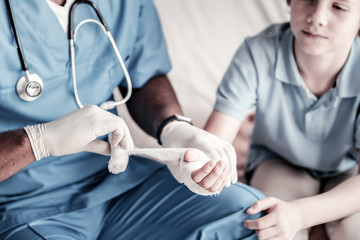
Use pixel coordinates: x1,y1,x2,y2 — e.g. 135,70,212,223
0,0,171,231
215,23,360,178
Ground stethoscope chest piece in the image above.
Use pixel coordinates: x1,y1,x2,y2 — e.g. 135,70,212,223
16,73,43,101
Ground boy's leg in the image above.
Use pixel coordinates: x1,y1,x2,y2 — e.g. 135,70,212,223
99,167,265,240
323,167,360,240
249,158,321,240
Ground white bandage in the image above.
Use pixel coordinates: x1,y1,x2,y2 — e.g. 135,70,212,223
108,148,220,196
160,121,238,185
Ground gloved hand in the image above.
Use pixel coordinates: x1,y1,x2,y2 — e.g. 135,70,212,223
24,105,134,167
108,147,220,196
160,121,238,185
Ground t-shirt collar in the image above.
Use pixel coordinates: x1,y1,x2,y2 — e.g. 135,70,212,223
274,28,360,98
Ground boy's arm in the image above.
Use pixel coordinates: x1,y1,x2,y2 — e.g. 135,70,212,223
297,173,360,228
204,110,242,143
120,75,183,138
297,152,360,228
244,166,360,239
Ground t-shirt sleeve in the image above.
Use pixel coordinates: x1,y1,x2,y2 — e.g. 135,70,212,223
122,0,171,88
215,39,258,122
355,106,360,149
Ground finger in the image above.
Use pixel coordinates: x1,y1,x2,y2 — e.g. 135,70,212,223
255,227,279,240
244,213,276,230
216,161,230,189
197,160,226,190
191,160,216,183
84,139,111,156
111,123,134,150
247,197,279,215
208,162,229,192
184,149,201,163
213,171,228,192
101,114,132,150
208,146,236,184
120,135,134,150
206,150,227,183
108,145,129,174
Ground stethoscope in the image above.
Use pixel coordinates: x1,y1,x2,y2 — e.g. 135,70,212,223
6,0,132,110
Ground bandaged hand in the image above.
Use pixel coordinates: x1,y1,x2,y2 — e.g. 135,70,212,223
244,197,304,240
24,105,134,163
160,121,238,185
108,148,225,196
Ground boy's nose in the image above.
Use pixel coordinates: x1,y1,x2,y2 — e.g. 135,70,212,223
307,3,328,27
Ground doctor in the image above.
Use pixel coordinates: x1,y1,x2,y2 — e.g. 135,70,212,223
0,0,263,239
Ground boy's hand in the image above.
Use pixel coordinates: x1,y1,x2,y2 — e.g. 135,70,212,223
244,197,304,240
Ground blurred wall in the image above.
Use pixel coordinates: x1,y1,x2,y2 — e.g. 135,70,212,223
118,0,290,147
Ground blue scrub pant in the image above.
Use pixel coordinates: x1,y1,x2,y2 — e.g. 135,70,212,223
1,167,264,240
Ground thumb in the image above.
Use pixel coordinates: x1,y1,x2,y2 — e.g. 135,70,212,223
108,146,129,174
84,139,111,156
183,149,201,163
247,197,278,215
110,128,134,151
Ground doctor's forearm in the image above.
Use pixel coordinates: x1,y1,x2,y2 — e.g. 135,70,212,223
0,129,35,182
121,75,183,138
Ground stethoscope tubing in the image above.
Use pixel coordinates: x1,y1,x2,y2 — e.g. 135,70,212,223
5,0,29,72
68,0,109,40
68,0,132,110
6,0,132,109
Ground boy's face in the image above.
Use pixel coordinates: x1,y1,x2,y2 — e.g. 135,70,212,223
288,0,360,56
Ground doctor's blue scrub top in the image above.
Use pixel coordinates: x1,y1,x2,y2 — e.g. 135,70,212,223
0,0,171,231
215,23,360,178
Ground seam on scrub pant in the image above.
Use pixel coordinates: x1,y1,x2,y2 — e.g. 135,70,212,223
0,224,46,240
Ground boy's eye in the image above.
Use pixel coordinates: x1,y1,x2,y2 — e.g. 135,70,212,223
333,5,346,11
302,0,316,3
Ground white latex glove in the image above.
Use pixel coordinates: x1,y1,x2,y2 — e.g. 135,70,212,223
108,147,219,196
160,121,238,185
24,105,134,165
